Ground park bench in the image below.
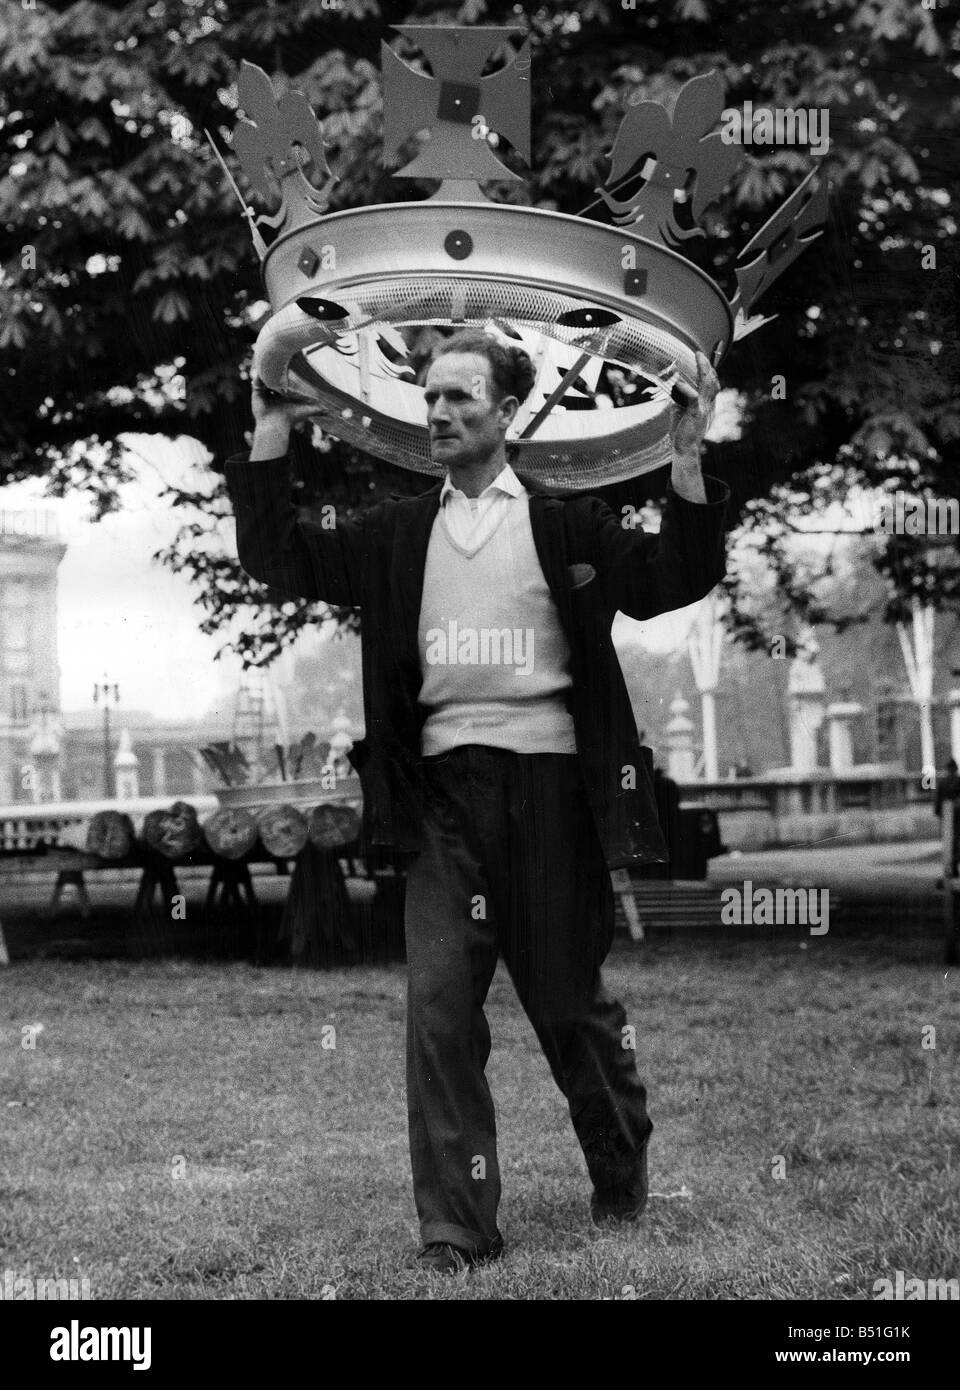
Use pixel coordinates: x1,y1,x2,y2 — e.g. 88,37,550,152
611,872,843,939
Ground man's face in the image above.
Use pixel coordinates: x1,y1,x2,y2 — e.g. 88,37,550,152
424,352,517,472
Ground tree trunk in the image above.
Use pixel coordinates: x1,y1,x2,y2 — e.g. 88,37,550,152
281,844,356,967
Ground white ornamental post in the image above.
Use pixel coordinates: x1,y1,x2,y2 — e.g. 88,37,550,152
788,637,826,772
826,701,862,773
949,687,960,765
152,745,167,797
896,600,936,782
27,708,63,803
113,727,140,801
687,590,724,782
665,693,696,782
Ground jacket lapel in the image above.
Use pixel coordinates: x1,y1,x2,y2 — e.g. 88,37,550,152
391,484,443,686
528,493,575,637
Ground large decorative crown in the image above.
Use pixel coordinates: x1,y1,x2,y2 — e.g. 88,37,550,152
219,25,828,491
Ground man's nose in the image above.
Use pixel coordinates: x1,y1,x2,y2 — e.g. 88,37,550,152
430,396,450,423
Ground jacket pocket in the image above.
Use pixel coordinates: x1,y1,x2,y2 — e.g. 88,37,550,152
568,561,596,590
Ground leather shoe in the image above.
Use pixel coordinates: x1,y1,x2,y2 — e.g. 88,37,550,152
590,1139,649,1226
416,1234,505,1273
417,1242,470,1273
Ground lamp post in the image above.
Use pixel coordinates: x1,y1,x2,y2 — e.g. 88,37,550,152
687,591,724,782
93,676,119,799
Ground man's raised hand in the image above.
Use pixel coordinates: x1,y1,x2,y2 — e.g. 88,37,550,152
252,378,327,427
669,350,720,462
250,378,328,461
667,351,719,503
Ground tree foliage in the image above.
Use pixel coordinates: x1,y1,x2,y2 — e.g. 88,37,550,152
1,0,957,662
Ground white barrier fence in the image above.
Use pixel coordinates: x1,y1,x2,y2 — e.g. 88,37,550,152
0,795,220,852
0,766,936,855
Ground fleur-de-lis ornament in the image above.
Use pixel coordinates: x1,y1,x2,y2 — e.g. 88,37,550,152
598,71,743,248
232,61,338,235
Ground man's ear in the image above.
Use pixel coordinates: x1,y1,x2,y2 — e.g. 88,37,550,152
498,394,520,429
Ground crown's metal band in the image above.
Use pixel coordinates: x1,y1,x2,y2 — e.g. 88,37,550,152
251,203,731,487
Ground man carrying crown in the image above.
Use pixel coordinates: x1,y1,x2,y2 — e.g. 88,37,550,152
224,330,729,1273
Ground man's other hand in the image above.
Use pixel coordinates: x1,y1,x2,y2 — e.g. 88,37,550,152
668,352,720,503
670,350,719,462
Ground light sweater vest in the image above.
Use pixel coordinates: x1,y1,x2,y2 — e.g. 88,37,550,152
417,494,578,755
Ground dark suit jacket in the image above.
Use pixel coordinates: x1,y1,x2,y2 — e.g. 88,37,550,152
224,453,730,869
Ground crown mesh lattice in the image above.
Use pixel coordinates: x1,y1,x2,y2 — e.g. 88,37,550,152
258,274,696,488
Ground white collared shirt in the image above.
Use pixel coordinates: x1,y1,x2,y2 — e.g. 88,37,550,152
439,462,526,552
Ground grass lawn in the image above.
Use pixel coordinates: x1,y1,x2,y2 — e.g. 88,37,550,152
1,937,957,1300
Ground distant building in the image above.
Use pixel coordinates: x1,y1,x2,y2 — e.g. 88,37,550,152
0,511,66,801
0,510,282,805
58,709,240,802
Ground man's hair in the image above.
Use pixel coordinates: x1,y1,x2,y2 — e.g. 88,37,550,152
432,329,536,405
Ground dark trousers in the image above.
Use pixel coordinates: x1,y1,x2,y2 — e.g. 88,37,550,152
404,744,652,1255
